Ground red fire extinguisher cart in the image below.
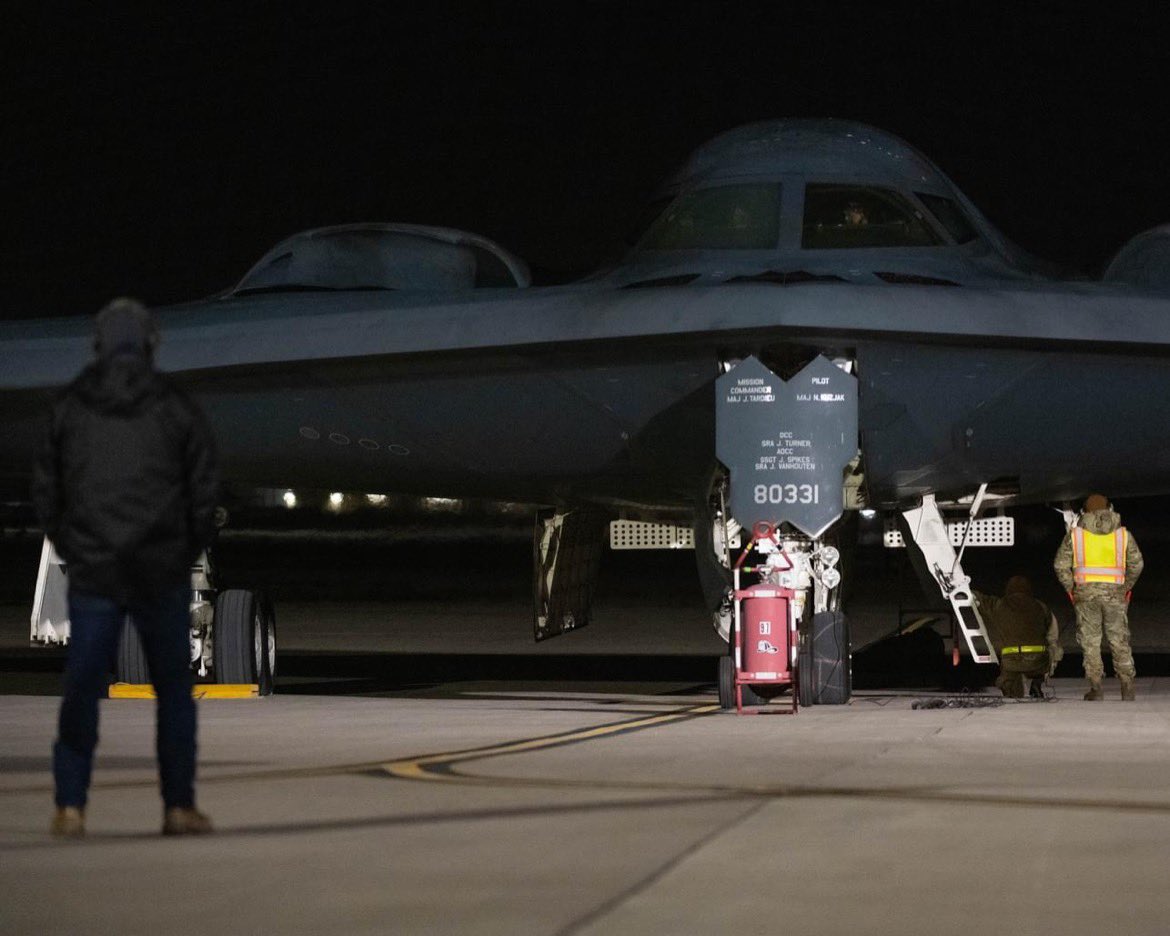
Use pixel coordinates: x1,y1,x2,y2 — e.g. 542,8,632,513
731,524,800,714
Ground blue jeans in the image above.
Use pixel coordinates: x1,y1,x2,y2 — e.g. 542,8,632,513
54,586,196,809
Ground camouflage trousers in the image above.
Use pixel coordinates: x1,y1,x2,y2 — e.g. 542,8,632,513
1075,594,1136,680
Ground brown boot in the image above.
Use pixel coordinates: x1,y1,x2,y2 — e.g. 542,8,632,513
162,807,213,836
1120,676,1136,701
1084,679,1104,701
51,806,85,838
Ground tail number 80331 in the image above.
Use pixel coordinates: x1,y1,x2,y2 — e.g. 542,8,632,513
753,483,820,505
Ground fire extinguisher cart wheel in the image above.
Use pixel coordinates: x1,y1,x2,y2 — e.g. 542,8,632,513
719,655,767,709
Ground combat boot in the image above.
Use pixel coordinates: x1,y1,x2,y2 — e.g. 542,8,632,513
51,806,85,838
1120,676,1136,701
162,807,213,836
1084,679,1104,701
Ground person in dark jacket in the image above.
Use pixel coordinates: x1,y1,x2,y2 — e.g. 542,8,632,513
31,297,220,837
974,575,1062,699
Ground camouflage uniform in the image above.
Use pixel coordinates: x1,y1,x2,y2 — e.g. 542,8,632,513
975,586,1061,698
1053,507,1143,681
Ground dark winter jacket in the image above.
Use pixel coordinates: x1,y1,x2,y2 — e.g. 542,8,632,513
974,590,1057,651
30,352,220,602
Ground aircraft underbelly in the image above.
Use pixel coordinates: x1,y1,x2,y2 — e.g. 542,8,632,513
192,351,717,503
857,341,1170,504
7,326,1169,515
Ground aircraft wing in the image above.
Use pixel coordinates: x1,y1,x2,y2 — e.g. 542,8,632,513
3,280,1170,511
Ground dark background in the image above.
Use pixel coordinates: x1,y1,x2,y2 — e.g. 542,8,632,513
5,4,1170,318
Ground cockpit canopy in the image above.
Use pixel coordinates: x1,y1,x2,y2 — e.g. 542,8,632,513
231,224,531,295
1105,225,1170,292
633,181,974,253
611,119,1048,286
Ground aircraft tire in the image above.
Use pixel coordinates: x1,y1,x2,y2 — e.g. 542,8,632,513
810,610,851,705
797,633,814,707
115,617,150,684
213,589,264,689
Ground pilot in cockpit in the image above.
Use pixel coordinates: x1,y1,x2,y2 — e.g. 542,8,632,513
843,201,869,228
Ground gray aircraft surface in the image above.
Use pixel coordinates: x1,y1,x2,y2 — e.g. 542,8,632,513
3,120,1170,704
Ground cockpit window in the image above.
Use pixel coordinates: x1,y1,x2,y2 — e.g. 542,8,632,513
915,192,978,244
637,184,781,250
802,185,942,249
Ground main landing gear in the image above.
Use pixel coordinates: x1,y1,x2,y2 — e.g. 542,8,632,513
30,539,277,695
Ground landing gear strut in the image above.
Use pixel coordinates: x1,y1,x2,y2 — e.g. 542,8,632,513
30,538,277,695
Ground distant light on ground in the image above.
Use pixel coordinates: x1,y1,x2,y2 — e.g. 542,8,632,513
489,501,531,516
282,490,297,509
423,497,463,511
860,509,877,520
328,492,344,509
366,494,387,506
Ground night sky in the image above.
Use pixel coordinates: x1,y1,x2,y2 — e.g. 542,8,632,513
6,5,1170,318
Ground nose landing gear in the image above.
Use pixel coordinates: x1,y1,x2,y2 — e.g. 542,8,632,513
715,520,851,710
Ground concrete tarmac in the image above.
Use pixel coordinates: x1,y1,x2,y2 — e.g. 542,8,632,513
5,679,1170,935
4,516,1170,934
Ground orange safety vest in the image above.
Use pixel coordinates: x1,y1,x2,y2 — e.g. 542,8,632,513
1071,527,1127,584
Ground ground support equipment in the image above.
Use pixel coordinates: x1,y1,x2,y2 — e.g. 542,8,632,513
729,522,800,714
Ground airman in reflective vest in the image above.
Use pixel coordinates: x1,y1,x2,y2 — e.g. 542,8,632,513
1054,494,1144,700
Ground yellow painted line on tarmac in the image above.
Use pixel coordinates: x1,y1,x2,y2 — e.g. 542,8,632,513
382,704,720,783
108,683,259,700
0,700,719,797
13,697,1170,817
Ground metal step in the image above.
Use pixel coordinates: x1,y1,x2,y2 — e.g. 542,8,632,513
899,494,997,664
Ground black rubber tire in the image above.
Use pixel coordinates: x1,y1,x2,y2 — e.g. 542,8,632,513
810,610,852,705
718,654,768,708
798,633,814,707
213,589,261,685
115,617,150,684
796,612,852,705
718,655,735,709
